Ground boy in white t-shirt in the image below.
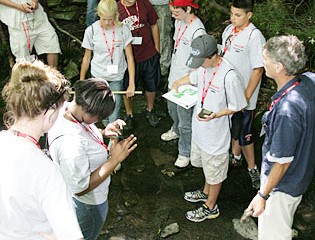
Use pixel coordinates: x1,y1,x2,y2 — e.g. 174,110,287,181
171,35,247,222
221,0,265,189
161,0,206,168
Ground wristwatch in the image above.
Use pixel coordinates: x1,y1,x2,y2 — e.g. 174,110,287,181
257,191,270,200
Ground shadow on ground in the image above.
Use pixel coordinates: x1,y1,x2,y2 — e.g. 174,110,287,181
99,95,315,240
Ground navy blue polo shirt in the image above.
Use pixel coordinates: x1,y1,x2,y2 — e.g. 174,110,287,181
260,73,315,197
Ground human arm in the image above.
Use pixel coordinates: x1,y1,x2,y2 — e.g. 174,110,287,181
80,48,92,80
151,23,160,53
100,119,126,138
247,161,291,217
245,67,264,103
76,134,137,196
0,0,33,13
125,43,136,98
171,75,191,91
197,108,236,122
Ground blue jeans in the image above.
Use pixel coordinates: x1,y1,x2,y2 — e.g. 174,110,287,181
86,0,98,26
167,100,193,157
104,80,123,125
73,198,108,240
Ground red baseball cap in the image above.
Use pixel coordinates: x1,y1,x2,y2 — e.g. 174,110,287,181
169,0,199,9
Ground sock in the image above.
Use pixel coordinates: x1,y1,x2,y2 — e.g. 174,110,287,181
248,165,257,171
234,154,242,160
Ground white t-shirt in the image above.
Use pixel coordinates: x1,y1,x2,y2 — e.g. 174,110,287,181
0,131,82,240
150,0,168,5
48,103,110,205
190,58,247,155
82,21,133,81
221,23,266,110
0,1,46,30
168,16,206,88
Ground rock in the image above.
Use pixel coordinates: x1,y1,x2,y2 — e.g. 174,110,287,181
46,0,62,7
63,60,79,80
50,6,80,21
232,217,258,240
161,222,179,238
149,148,174,166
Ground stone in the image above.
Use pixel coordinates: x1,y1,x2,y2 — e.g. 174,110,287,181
63,60,79,80
161,222,179,238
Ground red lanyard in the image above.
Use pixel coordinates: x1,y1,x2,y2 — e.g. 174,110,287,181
66,110,108,151
174,16,195,53
101,24,115,64
222,23,250,56
269,80,300,111
201,57,223,107
122,0,140,33
10,129,41,149
22,22,31,54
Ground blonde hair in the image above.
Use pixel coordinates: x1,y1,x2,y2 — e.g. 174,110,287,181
97,0,122,26
2,60,69,127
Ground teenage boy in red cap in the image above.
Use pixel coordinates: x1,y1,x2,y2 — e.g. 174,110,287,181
118,0,161,129
160,0,206,168
222,0,265,190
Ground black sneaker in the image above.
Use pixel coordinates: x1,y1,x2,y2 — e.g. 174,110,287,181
144,108,159,127
124,114,134,130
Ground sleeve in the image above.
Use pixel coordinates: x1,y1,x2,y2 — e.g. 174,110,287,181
40,166,83,239
82,25,94,50
189,69,199,85
268,109,302,162
225,70,247,111
143,0,158,25
122,25,134,48
53,135,91,194
248,29,266,69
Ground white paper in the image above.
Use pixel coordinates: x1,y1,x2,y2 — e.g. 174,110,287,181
132,37,143,45
162,85,198,109
107,65,118,74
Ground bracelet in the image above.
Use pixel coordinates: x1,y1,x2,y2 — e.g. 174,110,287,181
257,191,270,200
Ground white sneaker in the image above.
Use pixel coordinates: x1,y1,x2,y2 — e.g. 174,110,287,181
174,155,190,168
161,128,179,141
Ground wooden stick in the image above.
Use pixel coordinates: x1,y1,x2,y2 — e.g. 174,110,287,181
69,90,143,95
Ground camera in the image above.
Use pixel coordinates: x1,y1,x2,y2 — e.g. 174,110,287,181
198,108,213,119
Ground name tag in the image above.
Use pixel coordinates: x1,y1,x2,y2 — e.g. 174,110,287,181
132,37,143,45
107,65,118,74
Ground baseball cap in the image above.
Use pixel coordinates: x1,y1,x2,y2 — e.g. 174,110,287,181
186,35,218,68
169,0,199,9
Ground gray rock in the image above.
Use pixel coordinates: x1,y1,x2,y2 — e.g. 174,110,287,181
161,222,179,238
63,61,79,80
232,217,258,240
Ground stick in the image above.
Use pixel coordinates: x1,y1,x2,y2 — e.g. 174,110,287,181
49,18,82,45
69,90,143,95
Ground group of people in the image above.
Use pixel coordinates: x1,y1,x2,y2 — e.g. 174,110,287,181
1,0,315,240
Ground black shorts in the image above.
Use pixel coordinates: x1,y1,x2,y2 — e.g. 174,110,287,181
231,110,254,146
123,53,161,92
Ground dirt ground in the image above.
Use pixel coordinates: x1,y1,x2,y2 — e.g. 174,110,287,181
98,95,315,240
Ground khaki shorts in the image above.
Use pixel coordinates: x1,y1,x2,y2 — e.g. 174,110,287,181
9,15,60,58
190,140,229,185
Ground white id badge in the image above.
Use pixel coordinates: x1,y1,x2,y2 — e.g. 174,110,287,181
132,37,143,45
107,65,118,74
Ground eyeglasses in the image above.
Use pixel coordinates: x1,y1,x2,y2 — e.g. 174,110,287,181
44,89,67,115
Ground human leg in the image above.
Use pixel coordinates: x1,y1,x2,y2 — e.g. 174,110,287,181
47,53,58,68
258,191,302,240
73,198,109,240
107,80,123,123
176,106,193,158
86,0,98,26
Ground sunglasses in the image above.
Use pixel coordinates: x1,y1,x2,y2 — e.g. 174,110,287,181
44,89,67,115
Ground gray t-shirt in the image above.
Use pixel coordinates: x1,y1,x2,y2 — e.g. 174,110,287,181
82,21,133,81
221,23,265,110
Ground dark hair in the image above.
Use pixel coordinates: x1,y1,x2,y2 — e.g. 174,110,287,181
2,60,68,127
231,0,254,13
73,78,115,120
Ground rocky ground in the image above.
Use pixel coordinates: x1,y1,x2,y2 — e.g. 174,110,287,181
97,94,315,240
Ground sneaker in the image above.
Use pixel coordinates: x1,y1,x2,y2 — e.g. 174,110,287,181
124,114,134,130
174,155,190,168
185,204,220,222
248,167,260,190
161,128,179,141
144,108,159,127
184,189,208,203
230,154,243,167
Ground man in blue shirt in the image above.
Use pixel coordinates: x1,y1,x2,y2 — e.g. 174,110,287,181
247,35,315,239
